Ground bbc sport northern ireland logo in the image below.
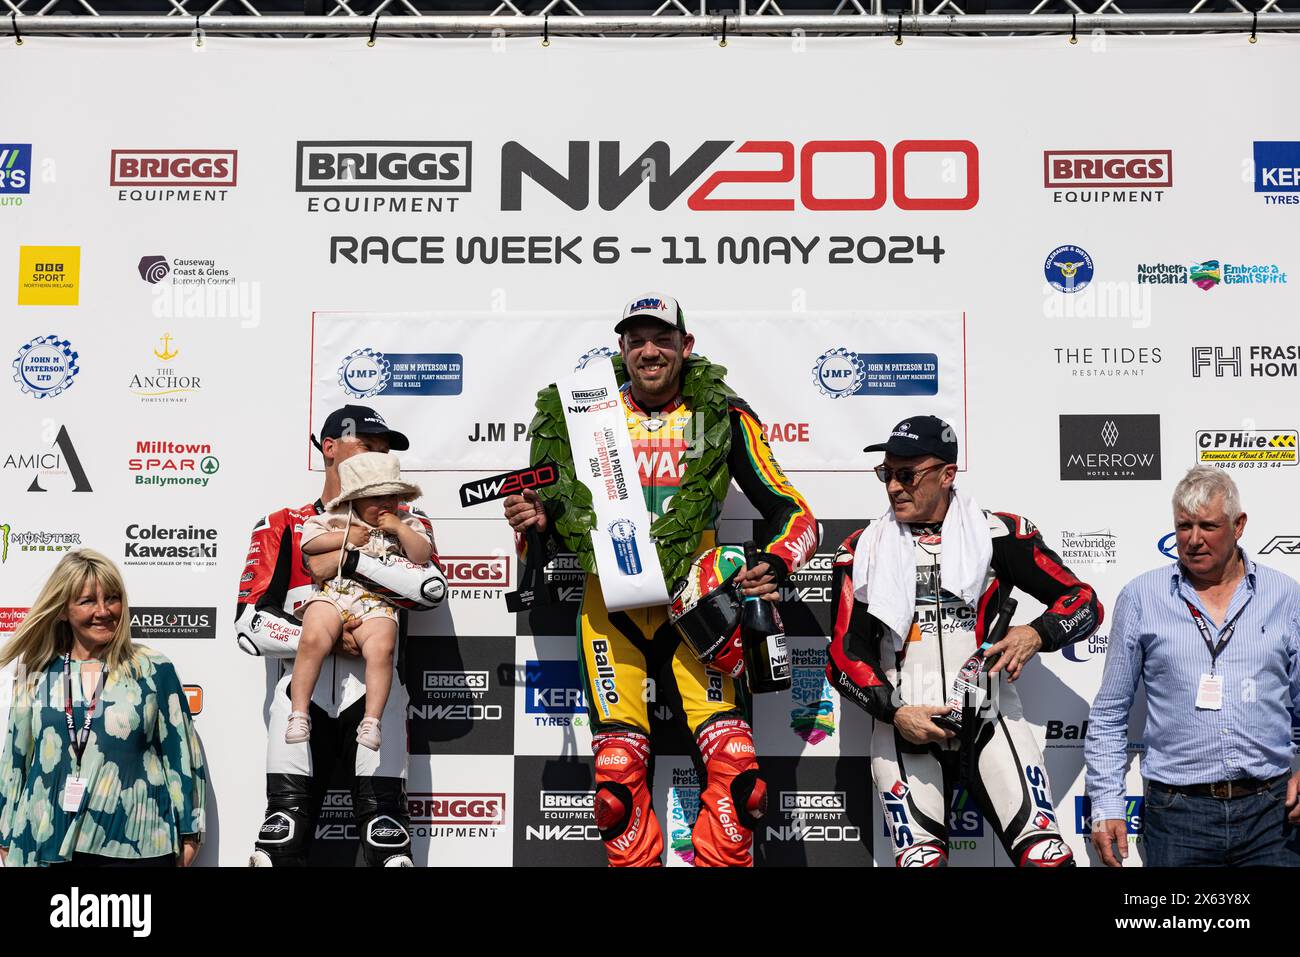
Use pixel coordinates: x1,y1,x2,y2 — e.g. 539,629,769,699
1044,245,1094,294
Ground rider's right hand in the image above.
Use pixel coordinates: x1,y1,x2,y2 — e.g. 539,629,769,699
504,488,547,535
894,704,957,745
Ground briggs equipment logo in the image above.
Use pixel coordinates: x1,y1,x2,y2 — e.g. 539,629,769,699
501,138,979,211
442,556,510,598
111,149,237,202
408,793,506,826
1043,150,1172,203
296,141,471,191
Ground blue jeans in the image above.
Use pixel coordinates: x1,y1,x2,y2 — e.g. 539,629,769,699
1144,777,1300,867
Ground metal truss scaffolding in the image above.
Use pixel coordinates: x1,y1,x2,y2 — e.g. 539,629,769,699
1,0,1295,37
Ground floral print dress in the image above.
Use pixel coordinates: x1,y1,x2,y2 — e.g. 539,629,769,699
0,648,206,866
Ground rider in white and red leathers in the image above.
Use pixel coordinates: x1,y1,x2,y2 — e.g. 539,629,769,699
235,406,447,867
827,417,1102,867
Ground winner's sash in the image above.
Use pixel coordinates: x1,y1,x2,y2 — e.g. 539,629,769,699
558,361,670,611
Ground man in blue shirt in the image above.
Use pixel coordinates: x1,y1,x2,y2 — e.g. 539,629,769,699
1086,466,1300,866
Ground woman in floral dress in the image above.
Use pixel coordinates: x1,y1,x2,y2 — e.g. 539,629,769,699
0,549,205,867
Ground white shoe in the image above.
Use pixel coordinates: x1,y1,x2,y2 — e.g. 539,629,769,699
285,711,311,744
356,717,382,751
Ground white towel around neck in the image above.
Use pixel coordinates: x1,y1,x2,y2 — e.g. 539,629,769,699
850,489,993,648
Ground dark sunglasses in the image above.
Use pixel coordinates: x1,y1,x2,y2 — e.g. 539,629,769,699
873,463,946,486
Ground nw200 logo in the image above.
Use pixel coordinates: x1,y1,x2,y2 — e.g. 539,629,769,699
501,140,979,212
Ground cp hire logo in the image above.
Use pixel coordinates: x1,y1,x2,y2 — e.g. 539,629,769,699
1196,430,1297,467
296,141,471,213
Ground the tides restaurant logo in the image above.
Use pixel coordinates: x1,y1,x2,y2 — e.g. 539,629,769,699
111,149,237,202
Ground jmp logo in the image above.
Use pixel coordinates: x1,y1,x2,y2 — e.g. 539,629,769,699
811,347,866,398
338,347,391,399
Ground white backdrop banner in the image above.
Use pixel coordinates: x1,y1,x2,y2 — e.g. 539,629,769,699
3,35,1299,867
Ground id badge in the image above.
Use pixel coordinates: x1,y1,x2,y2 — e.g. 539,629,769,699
61,776,88,813
1195,673,1223,711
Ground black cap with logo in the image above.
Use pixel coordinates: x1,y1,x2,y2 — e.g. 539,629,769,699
863,415,958,464
313,404,410,452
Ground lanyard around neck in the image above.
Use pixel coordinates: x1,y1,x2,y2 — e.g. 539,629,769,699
63,653,103,769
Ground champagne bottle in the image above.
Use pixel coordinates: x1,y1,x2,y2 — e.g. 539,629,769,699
741,541,791,694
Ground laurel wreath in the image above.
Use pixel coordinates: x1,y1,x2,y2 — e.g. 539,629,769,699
527,354,736,587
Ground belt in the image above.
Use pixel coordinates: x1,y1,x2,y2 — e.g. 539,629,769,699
1152,774,1286,800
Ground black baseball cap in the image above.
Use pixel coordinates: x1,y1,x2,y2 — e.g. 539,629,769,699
314,404,410,452
864,415,958,464
614,293,687,336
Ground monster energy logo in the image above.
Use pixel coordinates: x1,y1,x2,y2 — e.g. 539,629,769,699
1,524,8,563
